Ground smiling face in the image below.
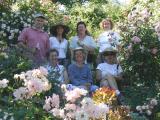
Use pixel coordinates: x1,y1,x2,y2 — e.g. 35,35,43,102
77,23,87,35
34,17,46,29
49,51,58,65
103,52,117,64
56,25,64,35
74,50,85,63
102,20,112,30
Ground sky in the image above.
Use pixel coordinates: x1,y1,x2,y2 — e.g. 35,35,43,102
116,0,131,5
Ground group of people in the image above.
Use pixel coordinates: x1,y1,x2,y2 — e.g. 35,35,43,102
18,13,124,99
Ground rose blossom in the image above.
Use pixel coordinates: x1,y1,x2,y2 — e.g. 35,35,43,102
131,36,141,44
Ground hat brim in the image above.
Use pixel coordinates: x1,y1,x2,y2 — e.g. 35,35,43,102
50,24,70,35
36,16,46,19
102,50,118,55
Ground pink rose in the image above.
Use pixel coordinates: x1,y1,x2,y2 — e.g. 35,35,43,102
131,36,141,44
151,48,158,55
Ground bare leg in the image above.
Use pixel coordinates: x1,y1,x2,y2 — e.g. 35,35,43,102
105,75,119,90
100,80,109,87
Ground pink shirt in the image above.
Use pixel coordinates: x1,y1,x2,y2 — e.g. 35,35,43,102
18,27,49,65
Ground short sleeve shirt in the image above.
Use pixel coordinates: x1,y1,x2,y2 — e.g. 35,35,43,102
49,37,68,59
97,31,121,53
96,62,123,79
45,64,65,83
18,27,49,64
70,35,97,49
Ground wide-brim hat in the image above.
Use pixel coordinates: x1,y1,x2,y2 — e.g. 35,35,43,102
73,47,84,53
102,47,118,55
50,23,70,35
34,13,46,19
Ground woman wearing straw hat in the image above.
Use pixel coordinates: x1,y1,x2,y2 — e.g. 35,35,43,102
96,47,123,98
49,23,70,68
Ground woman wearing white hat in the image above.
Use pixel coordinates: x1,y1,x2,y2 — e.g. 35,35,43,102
68,47,98,92
96,47,123,102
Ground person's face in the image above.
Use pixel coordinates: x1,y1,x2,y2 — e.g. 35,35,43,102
49,51,58,64
103,52,116,64
56,26,64,35
75,50,84,62
77,24,86,34
34,17,46,28
103,20,111,30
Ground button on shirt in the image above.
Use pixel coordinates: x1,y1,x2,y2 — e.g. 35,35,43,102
49,37,68,59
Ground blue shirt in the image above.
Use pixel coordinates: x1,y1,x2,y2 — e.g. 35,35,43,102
68,63,93,86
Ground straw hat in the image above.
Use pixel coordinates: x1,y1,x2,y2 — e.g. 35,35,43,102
102,47,118,55
50,22,70,36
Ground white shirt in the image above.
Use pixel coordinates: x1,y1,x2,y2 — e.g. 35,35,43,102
49,37,68,59
45,64,65,83
70,35,97,49
96,62,123,79
97,31,121,53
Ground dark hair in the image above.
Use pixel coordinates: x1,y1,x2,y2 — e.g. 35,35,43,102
76,21,90,35
46,49,59,60
73,49,85,61
50,24,69,39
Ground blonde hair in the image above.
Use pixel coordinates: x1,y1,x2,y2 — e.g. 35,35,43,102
100,18,114,30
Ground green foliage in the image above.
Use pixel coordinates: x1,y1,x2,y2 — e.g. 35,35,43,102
0,45,32,80
0,0,160,119
122,25,160,86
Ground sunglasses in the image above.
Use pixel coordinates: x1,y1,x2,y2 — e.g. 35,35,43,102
103,52,116,56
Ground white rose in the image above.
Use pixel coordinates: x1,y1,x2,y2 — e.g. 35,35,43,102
15,11,20,15
28,24,31,27
24,23,28,27
136,106,142,111
2,13,6,16
9,36,14,40
150,99,158,106
142,105,146,110
7,26,10,32
10,30,14,33
14,29,19,33
0,31,4,35
11,33,15,37
27,18,31,22
3,33,6,37
146,110,152,116
1,24,6,29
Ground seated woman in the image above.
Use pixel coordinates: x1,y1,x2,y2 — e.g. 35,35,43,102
96,47,123,96
45,49,69,84
68,47,98,92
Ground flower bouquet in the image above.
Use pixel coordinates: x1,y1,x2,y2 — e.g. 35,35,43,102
92,87,117,106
